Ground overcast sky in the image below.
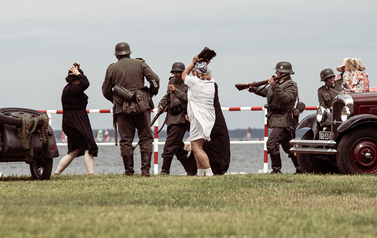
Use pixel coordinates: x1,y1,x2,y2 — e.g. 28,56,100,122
1,0,376,131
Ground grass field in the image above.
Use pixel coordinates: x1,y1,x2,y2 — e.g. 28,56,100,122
1,173,377,238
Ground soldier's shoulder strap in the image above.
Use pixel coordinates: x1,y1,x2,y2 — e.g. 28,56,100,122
279,79,295,88
329,87,340,94
136,57,145,62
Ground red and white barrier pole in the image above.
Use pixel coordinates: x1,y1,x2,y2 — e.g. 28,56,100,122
263,108,269,173
153,108,159,175
43,106,318,175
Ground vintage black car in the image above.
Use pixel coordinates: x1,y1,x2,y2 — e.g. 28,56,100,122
0,108,59,180
290,92,377,174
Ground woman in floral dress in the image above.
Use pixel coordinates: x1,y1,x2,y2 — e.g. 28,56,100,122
341,58,369,93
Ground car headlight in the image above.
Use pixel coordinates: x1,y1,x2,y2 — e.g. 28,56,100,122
341,106,351,122
316,106,330,123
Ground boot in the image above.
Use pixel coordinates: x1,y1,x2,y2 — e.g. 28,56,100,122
122,155,134,176
161,157,173,175
270,154,282,174
290,154,303,174
141,152,152,177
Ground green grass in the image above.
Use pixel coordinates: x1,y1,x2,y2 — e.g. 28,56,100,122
1,173,377,238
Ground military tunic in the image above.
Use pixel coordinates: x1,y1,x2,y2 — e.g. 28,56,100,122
158,77,189,126
102,56,160,156
158,77,190,174
317,79,342,109
250,76,298,155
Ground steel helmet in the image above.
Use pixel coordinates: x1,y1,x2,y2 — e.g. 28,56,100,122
114,42,132,56
320,68,335,82
170,62,185,73
274,61,294,74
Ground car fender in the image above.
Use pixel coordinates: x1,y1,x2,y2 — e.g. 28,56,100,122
338,114,377,133
297,113,317,131
42,125,59,158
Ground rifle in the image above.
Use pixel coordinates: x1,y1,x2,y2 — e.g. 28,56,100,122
235,75,288,91
150,105,167,127
235,79,269,91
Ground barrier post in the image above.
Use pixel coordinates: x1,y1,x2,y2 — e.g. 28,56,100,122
263,108,269,173
47,112,53,127
153,108,159,175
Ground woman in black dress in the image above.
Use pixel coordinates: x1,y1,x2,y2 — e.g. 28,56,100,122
54,63,98,175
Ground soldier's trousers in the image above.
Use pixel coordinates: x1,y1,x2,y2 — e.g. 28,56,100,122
116,111,153,156
161,123,189,159
267,127,295,156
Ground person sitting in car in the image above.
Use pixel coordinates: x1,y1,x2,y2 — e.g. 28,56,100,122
341,58,369,93
318,68,342,110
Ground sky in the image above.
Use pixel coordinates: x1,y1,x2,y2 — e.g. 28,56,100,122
1,0,376,131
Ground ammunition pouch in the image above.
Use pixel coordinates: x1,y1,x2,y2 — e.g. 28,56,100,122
168,99,186,116
264,104,287,115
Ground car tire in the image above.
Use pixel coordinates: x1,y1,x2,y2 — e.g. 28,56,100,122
297,130,340,174
337,127,377,174
0,107,46,127
30,158,53,180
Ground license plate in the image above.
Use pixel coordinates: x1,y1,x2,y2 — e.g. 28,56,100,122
319,131,331,140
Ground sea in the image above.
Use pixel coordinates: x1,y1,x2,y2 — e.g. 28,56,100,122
0,140,297,176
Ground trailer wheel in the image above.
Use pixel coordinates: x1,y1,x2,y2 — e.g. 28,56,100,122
30,158,53,180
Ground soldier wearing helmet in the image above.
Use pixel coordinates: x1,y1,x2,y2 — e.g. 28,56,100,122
246,61,302,174
158,62,191,175
102,42,160,177
318,68,341,110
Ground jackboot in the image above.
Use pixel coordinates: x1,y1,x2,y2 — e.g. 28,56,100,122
122,155,134,176
161,157,173,175
290,154,303,174
141,152,152,177
270,154,282,174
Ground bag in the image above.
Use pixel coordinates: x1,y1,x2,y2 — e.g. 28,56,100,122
198,47,217,62
122,91,147,114
168,98,186,116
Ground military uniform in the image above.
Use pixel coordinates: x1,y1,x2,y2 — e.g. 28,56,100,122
250,74,301,173
317,80,342,109
102,55,159,176
158,76,190,174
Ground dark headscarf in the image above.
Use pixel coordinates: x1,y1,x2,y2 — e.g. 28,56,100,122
65,69,84,82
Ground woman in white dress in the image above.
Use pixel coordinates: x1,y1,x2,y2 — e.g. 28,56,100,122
182,55,216,176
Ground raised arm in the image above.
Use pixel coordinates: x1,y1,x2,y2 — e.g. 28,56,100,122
182,54,200,81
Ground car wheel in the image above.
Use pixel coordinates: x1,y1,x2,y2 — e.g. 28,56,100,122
0,107,46,127
30,158,53,180
297,130,340,174
337,127,377,174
